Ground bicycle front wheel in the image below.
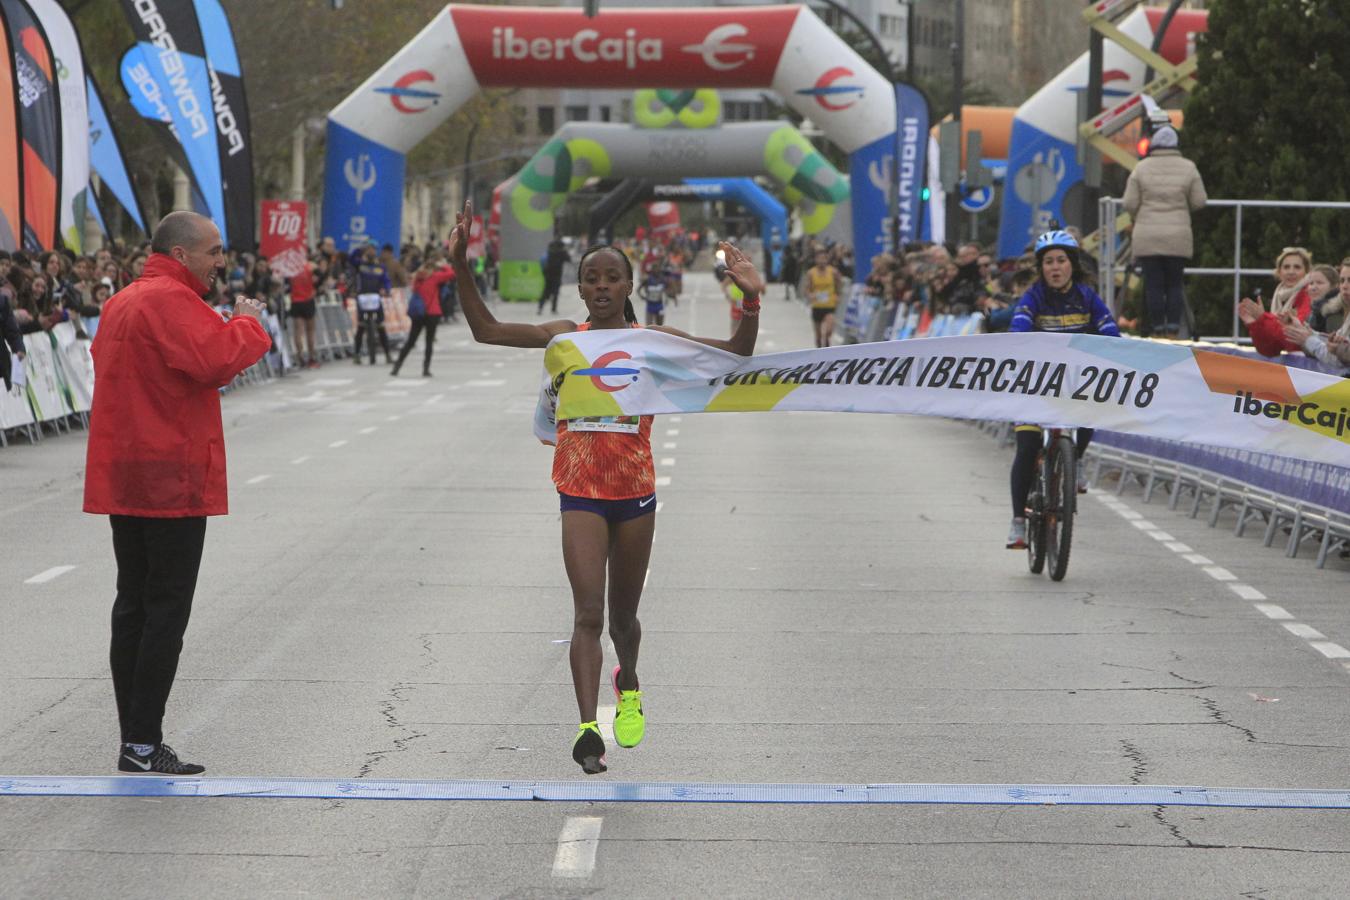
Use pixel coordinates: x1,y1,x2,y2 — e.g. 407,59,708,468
1046,436,1077,581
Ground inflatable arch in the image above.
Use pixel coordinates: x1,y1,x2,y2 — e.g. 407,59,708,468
589,178,787,248
997,7,1207,258
322,4,928,285
495,120,847,299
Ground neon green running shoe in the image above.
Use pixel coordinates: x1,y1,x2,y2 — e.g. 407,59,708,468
611,665,645,748
572,722,607,774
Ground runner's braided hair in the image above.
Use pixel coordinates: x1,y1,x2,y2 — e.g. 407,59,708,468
579,244,637,324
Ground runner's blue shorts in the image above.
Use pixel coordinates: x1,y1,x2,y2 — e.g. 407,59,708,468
559,492,657,523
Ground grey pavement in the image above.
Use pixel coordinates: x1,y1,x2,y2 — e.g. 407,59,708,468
1,273,1348,898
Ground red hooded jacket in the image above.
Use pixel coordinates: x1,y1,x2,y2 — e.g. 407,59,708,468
83,254,271,517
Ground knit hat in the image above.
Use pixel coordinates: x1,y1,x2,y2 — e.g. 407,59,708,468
1151,125,1179,149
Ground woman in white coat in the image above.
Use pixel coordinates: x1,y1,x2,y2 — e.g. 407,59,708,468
1123,125,1207,337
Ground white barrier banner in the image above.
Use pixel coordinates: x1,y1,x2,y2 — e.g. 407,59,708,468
22,334,72,423
539,331,1350,467
51,321,94,412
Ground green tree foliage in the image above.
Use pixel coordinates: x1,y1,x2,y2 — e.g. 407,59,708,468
1182,0,1350,334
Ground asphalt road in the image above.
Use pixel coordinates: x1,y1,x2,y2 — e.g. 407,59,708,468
2,273,1348,898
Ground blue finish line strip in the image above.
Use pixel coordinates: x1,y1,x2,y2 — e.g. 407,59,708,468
2,777,1349,808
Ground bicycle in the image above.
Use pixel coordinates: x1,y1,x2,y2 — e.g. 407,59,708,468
1026,427,1077,582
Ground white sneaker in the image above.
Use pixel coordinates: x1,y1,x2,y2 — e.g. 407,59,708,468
1077,470,1089,494
1006,517,1027,549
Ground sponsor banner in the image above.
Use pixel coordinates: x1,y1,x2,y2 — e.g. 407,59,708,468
539,330,1350,467
2,0,59,251
451,5,795,90
848,82,930,276
86,74,146,232
118,45,210,216
259,200,307,278
190,0,254,250
319,119,404,252
646,200,679,234
26,0,87,252
0,4,21,251
116,1,226,240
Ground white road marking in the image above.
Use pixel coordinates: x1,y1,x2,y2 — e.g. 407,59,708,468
291,456,310,465
378,390,408,397
246,475,272,485
669,416,682,423
464,380,505,387
1230,584,1267,601
1254,603,1293,620
494,362,505,368
666,429,679,436
386,415,402,422
597,708,616,745
1118,510,1144,520
552,816,603,879
659,458,675,467
24,565,76,585
329,440,348,448
1283,623,1326,640
655,476,671,487
1145,530,1175,541
1310,642,1350,659
1182,554,1213,565
1202,566,1237,581
663,442,677,449
1163,542,1192,553
359,427,377,435
426,394,445,404
479,371,490,377
1129,519,1155,530
309,378,353,386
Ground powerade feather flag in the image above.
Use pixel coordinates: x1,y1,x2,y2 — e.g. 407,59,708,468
0,4,22,250
190,0,254,251
86,73,146,234
118,45,209,217
26,0,87,252
2,0,60,251
117,0,225,241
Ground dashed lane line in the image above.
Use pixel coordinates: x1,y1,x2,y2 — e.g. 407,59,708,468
655,476,671,487
359,427,377,435
291,456,310,465
329,440,348,449
246,475,272,485
24,565,76,585
1092,492,1348,675
551,816,602,878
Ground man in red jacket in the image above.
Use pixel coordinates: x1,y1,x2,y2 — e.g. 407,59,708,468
84,211,271,775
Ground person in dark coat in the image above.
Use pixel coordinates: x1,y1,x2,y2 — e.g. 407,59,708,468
0,288,23,390
83,212,270,776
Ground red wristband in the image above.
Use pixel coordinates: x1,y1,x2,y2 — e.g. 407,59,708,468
741,293,760,315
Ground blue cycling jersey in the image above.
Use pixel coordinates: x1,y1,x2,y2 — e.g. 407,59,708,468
1010,281,1119,336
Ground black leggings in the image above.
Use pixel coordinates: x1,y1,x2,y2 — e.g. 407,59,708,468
1010,428,1094,517
354,309,391,363
1140,256,1187,334
392,315,438,374
109,515,207,745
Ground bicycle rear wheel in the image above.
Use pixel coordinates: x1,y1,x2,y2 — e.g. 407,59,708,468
1047,436,1077,581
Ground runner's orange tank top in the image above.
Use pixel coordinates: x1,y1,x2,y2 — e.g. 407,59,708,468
553,322,655,499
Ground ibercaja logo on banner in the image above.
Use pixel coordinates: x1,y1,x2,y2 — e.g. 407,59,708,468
259,200,308,278
449,6,798,87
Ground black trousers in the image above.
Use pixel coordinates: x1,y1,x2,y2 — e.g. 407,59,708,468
393,315,438,374
1139,255,1187,334
354,309,392,363
109,515,207,745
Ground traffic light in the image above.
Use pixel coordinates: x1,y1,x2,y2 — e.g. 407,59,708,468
921,186,931,202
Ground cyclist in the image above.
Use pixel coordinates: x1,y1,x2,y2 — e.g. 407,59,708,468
1006,230,1120,549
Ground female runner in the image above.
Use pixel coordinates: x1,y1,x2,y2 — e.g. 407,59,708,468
448,202,765,773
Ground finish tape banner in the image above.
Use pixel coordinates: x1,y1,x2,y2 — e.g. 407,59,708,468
538,330,1350,467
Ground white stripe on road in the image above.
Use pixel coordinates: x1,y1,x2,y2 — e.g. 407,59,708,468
329,440,348,448
1203,566,1237,582
464,380,505,388
1310,642,1350,659
655,476,671,487
1283,623,1326,640
24,565,76,584
597,707,616,745
246,475,272,485
1144,530,1175,541
662,442,677,450
386,415,402,422
1254,603,1293,620
359,427,377,435
669,416,682,423
1118,510,1143,520
666,429,679,436
659,458,675,467
290,456,310,465
1163,542,1193,553
1182,554,1213,565
552,816,602,878
1230,584,1267,601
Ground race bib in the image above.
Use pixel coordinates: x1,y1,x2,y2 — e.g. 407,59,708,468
356,292,383,312
568,415,641,434
813,291,832,305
